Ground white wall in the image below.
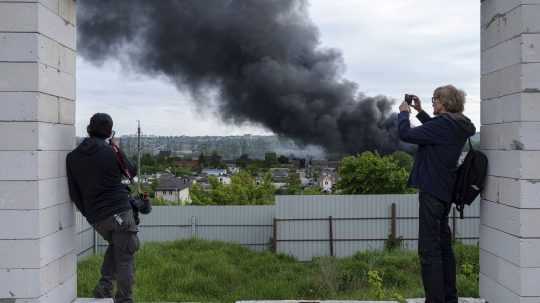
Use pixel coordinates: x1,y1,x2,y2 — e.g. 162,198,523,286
480,1,540,302
0,1,77,302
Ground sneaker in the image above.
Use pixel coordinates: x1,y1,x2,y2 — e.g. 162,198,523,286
93,284,113,298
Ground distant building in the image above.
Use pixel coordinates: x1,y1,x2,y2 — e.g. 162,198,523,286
158,150,172,158
155,176,192,203
217,175,232,185
270,168,289,182
270,168,289,189
202,168,228,176
175,159,200,170
226,163,240,174
319,170,337,193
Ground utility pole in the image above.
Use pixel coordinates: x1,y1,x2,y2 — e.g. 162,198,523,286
137,120,142,193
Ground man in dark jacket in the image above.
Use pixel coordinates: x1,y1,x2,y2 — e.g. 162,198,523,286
67,113,139,303
398,85,476,303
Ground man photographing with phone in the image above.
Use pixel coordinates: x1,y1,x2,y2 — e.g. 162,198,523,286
398,85,476,303
66,113,140,303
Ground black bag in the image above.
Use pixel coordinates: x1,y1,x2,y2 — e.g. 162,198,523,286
453,139,488,219
129,193,152,225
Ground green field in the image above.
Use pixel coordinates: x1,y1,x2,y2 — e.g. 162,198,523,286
78,239,479,302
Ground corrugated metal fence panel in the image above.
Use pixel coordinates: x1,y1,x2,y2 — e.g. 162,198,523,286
76,211,95,261
96,205,275,254
79,197,480,261
275,195,480,261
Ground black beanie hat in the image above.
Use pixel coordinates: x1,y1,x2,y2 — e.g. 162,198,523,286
87,113,113,139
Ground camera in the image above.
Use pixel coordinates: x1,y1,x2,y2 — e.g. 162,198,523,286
404,94,415,105
129,193,152,225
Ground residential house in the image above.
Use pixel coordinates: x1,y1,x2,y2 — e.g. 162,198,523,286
202,168,228,176
155,175,192,203
319,169,337,193
270,168,289,189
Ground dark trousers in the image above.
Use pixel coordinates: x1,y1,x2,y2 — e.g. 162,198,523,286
418,192,458,303
93,209,140,303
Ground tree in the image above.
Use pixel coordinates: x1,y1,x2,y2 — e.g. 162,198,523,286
390,151,414,172
172,166,192,177
190,171,275,205
286,170,302,195
198,152,207,168
141,153,156,166
337,151,413,194
278,155,289,164
208,151,225,168
303,187,323,195
264,152,278,167
236,153,250,168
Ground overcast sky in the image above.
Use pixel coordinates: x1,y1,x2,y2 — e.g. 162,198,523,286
76,0,480,137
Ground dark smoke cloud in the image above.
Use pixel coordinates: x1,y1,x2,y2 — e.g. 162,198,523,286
77,0,403,155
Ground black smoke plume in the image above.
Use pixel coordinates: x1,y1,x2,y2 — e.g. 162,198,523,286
77,0,402,155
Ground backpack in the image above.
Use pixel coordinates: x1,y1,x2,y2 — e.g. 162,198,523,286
453,139,488,219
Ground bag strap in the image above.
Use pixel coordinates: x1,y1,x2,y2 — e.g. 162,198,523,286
111,143,135,184
456,204,465,219
468,138,473,151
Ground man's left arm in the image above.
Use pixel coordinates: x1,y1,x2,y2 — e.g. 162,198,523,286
66,158,86,215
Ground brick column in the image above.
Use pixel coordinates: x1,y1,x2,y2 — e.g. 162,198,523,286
480,1,540,302
0,1,77,302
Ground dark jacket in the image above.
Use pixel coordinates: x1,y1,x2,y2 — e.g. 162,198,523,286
398,110,476,202
66,137,137,224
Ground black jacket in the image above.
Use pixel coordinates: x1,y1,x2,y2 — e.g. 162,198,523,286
398,110,476,202
66,137,137,224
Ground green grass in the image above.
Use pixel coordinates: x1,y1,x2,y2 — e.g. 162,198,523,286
78,239,479,302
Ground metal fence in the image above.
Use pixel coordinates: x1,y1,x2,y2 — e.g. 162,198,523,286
76,211,96,261
76,195,480,262
273,195,479,261
80,206,275,257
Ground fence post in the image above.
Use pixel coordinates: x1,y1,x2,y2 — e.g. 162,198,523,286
328,216,334,257
93,228,98,255
272,218,277,253
391,203,397,240
452,207,457,242
191,216,198,238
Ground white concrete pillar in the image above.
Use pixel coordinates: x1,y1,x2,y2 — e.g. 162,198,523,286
0,0,77,302
480,1,540,302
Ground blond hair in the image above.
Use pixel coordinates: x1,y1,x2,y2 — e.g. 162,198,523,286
433,85,466,113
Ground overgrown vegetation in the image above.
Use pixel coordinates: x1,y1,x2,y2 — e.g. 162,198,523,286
190,171,275,205
337,151,415,194
78,239,479,302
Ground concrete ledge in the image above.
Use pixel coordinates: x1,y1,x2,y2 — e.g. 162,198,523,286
75,299,113,303
237,301,398,303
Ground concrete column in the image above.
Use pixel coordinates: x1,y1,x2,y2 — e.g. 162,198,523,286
480,1,540,302
0,0,77,302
